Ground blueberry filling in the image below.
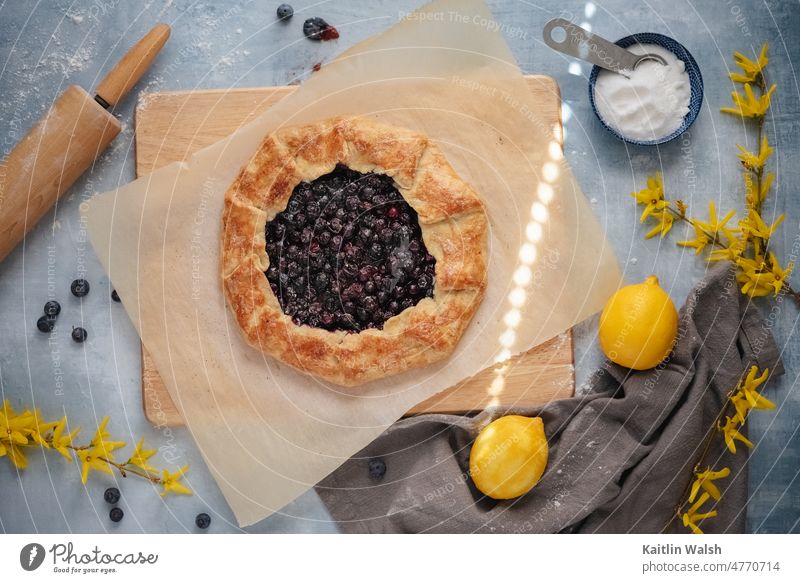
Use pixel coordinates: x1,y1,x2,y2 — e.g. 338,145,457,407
265,164,436,332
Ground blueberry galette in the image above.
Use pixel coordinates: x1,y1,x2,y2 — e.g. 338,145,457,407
221,117,487,386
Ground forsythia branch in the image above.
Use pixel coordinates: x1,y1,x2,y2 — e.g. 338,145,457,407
0,404,192,498
643,43,783,534
631,42,797,305
663,365,776,534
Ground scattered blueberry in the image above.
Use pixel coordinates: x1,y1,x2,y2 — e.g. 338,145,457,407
71,327,88,343
104,487,121,504
368,458,387,481
195,512,211,529
303,17,339,41
36,315,54,333
303,17,325,39
44,300,61,317
109,507,124,523
111,289,120,302
276,3,293,20
70,279,90,298
264,164,435,333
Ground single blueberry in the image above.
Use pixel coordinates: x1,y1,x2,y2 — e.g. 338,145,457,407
71,327,88,343
36,315,54,333
111,289,121,302
104,487,121,505
195,512,212,529
70,279,90,298
276,3,293,20
109,507,124,523
303,17,331,40
44,300,61,317
368,458,387,481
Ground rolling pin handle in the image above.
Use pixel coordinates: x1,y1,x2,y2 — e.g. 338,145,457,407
95,23,171,110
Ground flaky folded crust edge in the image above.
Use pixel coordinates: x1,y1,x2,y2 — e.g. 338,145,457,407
221,116,488,386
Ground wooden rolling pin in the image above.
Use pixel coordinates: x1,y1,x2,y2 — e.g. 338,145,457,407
0,23,170,263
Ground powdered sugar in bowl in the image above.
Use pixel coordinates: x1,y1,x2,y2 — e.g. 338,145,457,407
588,33,703,146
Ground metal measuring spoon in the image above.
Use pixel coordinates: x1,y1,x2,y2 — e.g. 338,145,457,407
543,19,666,77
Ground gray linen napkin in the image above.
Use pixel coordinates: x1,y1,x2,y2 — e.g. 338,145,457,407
316,263,783,533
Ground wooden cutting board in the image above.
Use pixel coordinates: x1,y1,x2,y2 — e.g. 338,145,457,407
134,75,573,426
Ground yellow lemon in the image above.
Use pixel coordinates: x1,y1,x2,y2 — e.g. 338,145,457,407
469,415,548,500
598,275,678,370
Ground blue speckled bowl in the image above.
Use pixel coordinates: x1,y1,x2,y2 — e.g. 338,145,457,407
588,33,703,146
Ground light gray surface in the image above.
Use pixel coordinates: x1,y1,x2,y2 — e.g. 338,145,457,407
0,0,798,534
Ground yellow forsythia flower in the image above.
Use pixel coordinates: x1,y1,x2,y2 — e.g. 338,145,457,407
0,402,37,469
707,205,738,244
127,438,158,473
678,201,737,254
731,382,775,425
721,83,776,118
689,467,730,503
737,134,773,172
718,415,753,454
708,234,746,263
77,446,115,484
29,410,57,449
50,416,80,462
729,43,769,84
744,172,775,209
161,465,193,497
677,222,710,255
75,417,126,483
645,209,674,239
0,401,34,446
682,492,718,534
89,416,126,452
709,241,745,264
730,392,752,424
739,366,775,409
765,252,793,295
631,173,666,222
739,208,784,240
736,261,775,298
734,248,794,298
90,417,112,446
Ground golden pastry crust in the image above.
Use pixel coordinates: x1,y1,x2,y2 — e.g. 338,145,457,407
221,116,488,386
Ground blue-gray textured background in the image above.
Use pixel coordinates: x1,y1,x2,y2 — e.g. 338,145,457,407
0,0,797,533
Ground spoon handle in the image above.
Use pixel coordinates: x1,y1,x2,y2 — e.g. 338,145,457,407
543,18,640,74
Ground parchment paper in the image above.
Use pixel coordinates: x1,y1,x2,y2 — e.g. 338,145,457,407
86,0,621,526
